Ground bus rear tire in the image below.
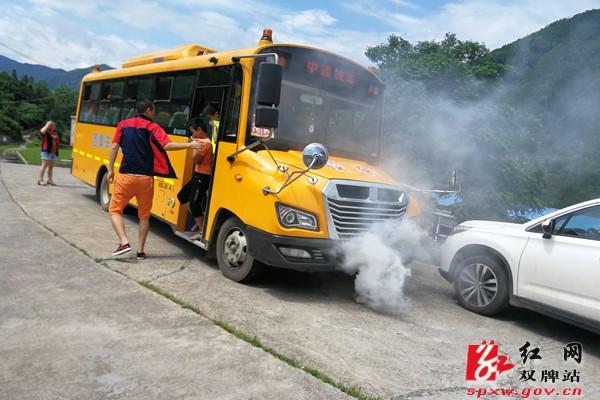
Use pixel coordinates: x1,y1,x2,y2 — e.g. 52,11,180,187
216,216,264,282
98,172,111,212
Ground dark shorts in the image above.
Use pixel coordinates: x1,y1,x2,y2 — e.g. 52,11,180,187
177,172,210,217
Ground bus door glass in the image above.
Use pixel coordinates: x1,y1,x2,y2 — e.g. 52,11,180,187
198,65,243,239
181,66,232,233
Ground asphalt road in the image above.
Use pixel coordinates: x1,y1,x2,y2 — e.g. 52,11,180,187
1,162,598,400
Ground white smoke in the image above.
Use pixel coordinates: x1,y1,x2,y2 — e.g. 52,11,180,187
337,217,433,315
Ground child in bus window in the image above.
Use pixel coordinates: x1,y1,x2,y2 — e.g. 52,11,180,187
176,117,213,240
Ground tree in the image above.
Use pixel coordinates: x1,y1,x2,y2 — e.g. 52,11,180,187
366,33,505,98
366,34,544,221
48,85,77,134
0,72,76,142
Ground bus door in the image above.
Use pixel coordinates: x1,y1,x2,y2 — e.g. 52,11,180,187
201,64,243,243
177,66,235,235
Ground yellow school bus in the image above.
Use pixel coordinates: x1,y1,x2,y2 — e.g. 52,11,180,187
72,29,420,282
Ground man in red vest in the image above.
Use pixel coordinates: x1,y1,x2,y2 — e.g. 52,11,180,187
108,99,206,259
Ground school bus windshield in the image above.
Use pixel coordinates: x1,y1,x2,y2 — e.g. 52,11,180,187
248,46,384,161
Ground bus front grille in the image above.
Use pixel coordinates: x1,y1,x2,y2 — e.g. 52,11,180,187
324,181,407,240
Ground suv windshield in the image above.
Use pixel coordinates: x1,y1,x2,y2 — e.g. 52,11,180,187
247,46,384,161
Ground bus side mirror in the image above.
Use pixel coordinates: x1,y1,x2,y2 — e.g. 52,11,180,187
256,62,282,106
541,218,554,239
255,107,279,129
302,143,328,170
263,143,329,196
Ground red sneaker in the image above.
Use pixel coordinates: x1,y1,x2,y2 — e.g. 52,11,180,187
112,243,131,257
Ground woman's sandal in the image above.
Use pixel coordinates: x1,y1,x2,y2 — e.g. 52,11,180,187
37,180,47,186
46,181,56,186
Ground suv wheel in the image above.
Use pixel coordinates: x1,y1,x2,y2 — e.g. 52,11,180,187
454,254,509,315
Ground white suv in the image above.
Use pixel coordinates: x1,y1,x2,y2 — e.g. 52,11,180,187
440,199,600,333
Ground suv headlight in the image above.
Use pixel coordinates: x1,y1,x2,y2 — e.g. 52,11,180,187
276,204,318,231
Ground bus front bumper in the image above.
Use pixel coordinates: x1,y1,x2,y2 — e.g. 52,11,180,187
246,227,341,272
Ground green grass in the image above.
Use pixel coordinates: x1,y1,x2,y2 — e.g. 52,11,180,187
1,137,71,166
0,142,23,153
18,142,72,166
139,281,381,400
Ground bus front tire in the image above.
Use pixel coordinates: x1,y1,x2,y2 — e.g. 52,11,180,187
98,172,111,212
216,217,264,282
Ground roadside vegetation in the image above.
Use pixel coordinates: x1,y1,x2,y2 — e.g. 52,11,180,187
0,70,76,165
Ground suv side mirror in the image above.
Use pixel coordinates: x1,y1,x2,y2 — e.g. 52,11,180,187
541,218,554,239
256,62,282,106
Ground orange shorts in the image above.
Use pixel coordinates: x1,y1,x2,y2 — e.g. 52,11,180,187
109,174,154,219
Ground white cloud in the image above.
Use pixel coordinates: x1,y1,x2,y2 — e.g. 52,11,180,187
281,9,337,31
0,4,149,69
346,0,600,49
421,0,600,49
28,0,100,17
390,13,421,25
389,0,420,10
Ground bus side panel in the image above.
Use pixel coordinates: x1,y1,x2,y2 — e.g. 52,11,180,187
156,135,193,227
72,122,113,187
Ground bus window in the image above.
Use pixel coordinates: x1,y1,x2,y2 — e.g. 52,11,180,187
172,74,195,100
154,76,174,129
101,82,112,101
155,76,173,100
90,83,101,101
197,68,230,86
153,73,196,134
125,77,152,101
78,82,101,123
222,65,242,142
169,74,196,133
110,81,126,123
92,80,126,126
111,81,124,101
122,77,152,121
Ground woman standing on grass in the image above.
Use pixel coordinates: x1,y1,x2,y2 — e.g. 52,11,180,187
37,120,60,186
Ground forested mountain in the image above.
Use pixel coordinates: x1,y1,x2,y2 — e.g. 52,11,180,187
490,8,600,208
490,8,600,106
0,55,112,90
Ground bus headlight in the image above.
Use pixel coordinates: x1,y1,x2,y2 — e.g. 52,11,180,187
276,204,318,231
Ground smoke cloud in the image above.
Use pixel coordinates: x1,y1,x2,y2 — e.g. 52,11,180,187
337,218,433,314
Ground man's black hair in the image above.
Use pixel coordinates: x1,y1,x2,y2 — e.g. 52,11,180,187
136,98,154,114
202,103,220,116
189,116,210,135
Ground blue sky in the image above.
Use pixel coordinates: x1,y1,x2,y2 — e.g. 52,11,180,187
0,0,598,70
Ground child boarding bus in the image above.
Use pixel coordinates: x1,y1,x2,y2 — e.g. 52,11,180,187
72,29,420,282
